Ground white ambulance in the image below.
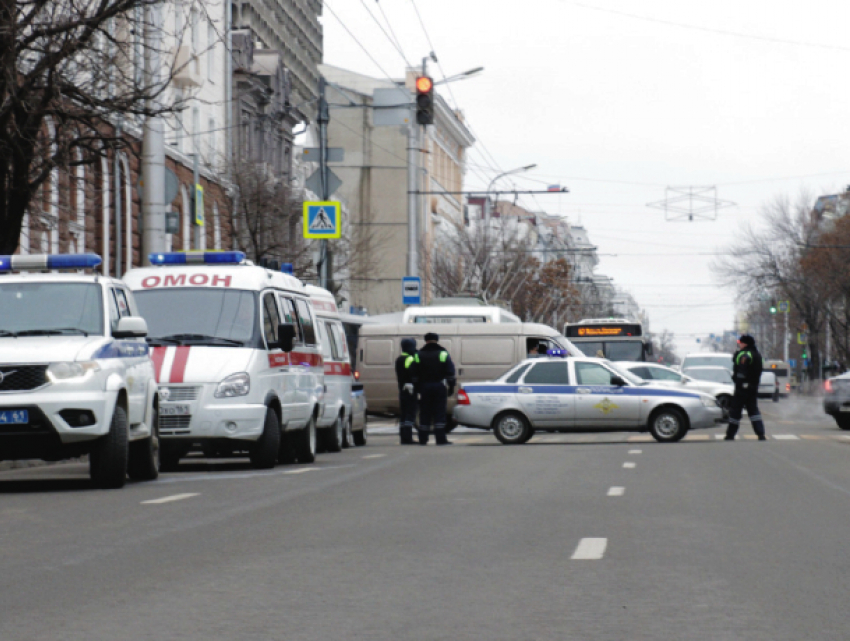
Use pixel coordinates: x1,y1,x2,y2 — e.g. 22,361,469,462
0,253,159,489
305,285,355,451
123,252,323,470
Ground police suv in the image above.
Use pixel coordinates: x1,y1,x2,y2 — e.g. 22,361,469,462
0,254,159,488
454,351,725,444
124,252,323,469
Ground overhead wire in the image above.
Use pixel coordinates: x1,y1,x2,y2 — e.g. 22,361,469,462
358,0,411,68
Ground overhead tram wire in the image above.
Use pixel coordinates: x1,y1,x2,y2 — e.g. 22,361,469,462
325,2,397,84
358,0,411,68
373,1,411,68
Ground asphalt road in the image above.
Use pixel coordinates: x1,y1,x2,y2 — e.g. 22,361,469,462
2,396,850,640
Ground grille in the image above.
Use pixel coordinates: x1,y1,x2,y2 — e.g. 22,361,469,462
159,415,192,435
160,386,200,401
0,365,49,392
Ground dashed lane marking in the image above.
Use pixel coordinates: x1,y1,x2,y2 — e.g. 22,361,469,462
284,468,317,474
571,538,608,560
142,493,199,505
607,486,625,496
623,462,636,469
362,454,387,459
628,449,642,454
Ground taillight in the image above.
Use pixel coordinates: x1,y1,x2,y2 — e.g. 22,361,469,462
457,389,470,405
354,370,360,381
786,383,790,392
825,379,833,392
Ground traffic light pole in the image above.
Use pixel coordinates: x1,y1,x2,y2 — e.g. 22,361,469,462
318,78,330,290
406,119,419,278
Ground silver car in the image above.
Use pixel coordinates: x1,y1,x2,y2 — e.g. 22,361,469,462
620,361,734,410
453,355,725,444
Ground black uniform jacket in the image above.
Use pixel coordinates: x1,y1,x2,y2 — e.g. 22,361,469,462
416,342,456,385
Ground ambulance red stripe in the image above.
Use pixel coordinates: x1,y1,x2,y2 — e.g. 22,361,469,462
151,346,167,382
170,346,191,383
323,362,352,376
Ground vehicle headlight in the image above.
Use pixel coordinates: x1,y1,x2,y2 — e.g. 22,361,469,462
700,396,717,408
215,372,250,398
47,361,100,382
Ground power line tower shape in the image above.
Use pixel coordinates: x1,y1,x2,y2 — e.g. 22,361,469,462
646,186,735,222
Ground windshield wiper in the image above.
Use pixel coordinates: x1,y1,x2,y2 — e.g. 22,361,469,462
146,336,181,346
160,333,245,347
16,328,89,337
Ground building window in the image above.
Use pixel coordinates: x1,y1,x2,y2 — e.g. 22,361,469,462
207,20,216,81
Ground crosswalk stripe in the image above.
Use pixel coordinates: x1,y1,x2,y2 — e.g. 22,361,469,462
623,462,636,469
685,434,709,441
627,435,653,442
142,493,199,505
571,538,608,560
773,434,800,440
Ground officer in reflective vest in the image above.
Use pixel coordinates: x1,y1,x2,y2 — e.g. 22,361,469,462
415,332,456,445
725,334,767,440
395,337,419,445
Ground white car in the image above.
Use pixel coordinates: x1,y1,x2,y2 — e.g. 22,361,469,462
680,353,733,374
620,361,734,410
0,254,159,489
453,353,725,443
685,365,779,402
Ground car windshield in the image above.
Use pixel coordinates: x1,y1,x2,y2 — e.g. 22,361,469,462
684,367,732,384
683,355,733,371
0,282,104,336
605,340,645,361
135,289,256,345
607,361,648,386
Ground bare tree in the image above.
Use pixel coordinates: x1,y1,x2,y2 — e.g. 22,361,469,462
0,0,203,254
649,328,679,365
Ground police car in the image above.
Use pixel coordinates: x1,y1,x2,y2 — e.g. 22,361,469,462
124,252,324,470
453,351,725,443
0,254,159,488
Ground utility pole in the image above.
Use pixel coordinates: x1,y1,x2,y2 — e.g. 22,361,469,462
192,152,201,250
317,77,331,289
141,2,167,262
406,112,419,278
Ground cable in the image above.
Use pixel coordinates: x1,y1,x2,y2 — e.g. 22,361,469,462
358,0,411,67
325,2,396,84
374,1,411,68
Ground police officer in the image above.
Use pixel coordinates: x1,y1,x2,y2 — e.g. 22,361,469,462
725,334,767,441
395,337,419,445
416,332,456,446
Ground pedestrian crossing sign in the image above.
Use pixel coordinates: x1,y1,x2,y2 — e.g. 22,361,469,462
303,201,342,239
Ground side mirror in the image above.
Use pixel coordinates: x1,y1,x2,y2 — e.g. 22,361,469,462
114,316,148,339
610,375,627,387
277,323,296,352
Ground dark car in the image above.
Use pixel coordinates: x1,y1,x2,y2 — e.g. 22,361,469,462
823,373,850,430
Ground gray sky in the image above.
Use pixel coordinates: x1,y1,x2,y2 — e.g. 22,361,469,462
321,0,850,358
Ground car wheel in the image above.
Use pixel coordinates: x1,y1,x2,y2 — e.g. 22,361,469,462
323,414,344,453
648,407,688,443
493,411,531,445
90,404,129,489
128,406,160,481
293,414,317,463
353,425,367,446
250,408,281,469
278,431,297,464
445,417,458,433
342,417,354,448
835,416,850,431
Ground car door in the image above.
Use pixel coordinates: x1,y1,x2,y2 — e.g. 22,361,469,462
516,361,574,428
277,294,308,425
110,287,147,425
572,361,641,427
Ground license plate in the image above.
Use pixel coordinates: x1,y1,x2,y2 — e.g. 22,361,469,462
160,404,190,416
0,410,28,424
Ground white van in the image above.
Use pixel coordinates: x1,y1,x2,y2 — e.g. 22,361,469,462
764,360,791,396
305,284,360,451
402,305,520,324
124,252,322,470
356,322,577,418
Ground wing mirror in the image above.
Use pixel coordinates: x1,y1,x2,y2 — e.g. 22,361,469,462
113,316,148,339
276,323,297,352
610,375,627,387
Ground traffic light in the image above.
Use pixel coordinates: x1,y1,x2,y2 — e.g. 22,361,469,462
802,350,808,359
769,302,777,314
415,76,434,125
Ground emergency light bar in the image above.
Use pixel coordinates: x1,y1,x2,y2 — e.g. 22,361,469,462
148,251,246,266
0,253,102,272
546,349,569,358
281,263,294,275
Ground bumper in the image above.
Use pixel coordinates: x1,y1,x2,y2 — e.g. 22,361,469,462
453,405,494,429
0,390,113,444
686,405,725,430
160,400,267,441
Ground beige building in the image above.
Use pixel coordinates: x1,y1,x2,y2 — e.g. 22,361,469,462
317,64,474,314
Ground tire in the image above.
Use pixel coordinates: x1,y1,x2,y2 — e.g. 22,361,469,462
159,442,185,471
492,411,532,445
293,414,317,463
445,417,458,433
90,404,129,489
341,418,354,449
128,406,160,481
648,407,688,443
278,431,297,464
519,427,536,444
353,425,367,446
323,414,344,453
250,408,281,469
835,416,850,431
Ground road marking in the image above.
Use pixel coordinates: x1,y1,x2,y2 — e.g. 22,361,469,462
623,462,636,469
773,434,799,440
627,435,653,442
715,434,726,439
801,435,826,440
685,434,710,441
607,486,625,496
284,468,317,474
628,449,642,454
741,435,758,440
142,493,199,505
362,454,386,459
571,538,607,560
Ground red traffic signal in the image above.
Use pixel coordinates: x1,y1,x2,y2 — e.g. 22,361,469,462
415,76,434,125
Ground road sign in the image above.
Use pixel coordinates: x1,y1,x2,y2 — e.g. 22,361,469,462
373,87,412,126
778,300,790,313
797,332,807,345
789,359,796,368
136,167,180,204
302,147,344,163
303,201,342,239
305,168,342,198
193,184,204,227
402,277,421,305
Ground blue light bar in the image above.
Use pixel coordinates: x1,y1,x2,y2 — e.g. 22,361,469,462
546,349,569,358
281,262,294,275
148,251,246,266
0,253,102,272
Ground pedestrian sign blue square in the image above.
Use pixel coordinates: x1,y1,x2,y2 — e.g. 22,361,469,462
303,201,341,239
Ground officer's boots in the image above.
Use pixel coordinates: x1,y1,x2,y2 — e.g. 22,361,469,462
417,429,429,445
399,426,415,445
434,427,452,446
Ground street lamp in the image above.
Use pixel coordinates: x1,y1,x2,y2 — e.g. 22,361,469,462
484,163,537,228
434,67,485,85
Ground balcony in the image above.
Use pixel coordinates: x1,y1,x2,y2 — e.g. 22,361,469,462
173,46,202,88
